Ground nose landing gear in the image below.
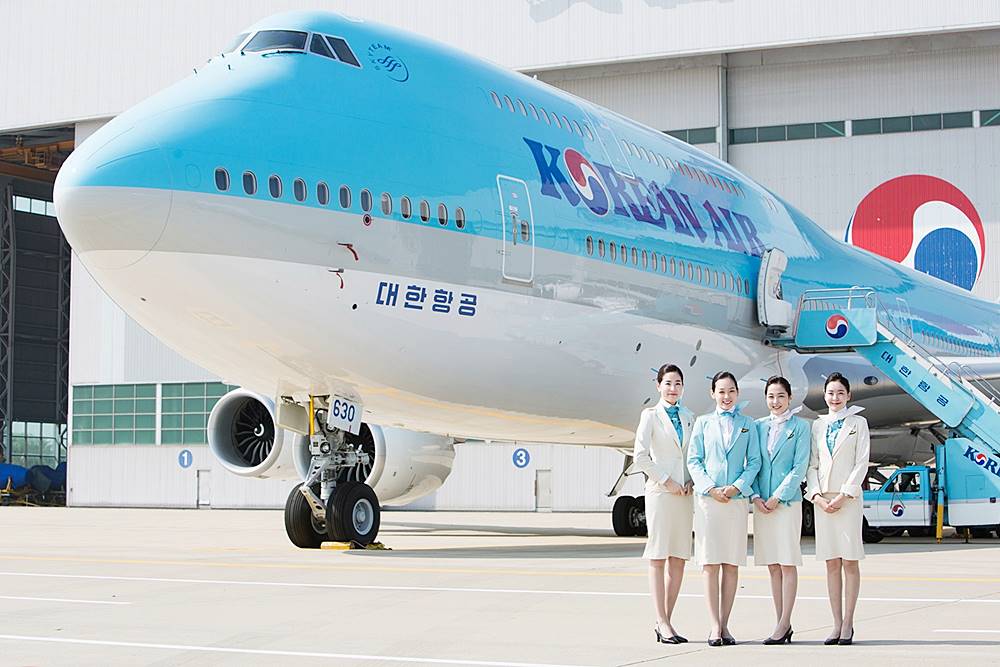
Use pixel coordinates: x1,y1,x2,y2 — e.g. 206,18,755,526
282,400,381,548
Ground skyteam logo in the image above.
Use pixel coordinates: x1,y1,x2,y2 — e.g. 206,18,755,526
846,175,985,291
962,445,1000,478
367,43,409,82
826,314,849,339
891,503,905,517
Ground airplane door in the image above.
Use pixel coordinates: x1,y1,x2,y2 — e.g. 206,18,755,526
497,175,535,283
757,248,793,332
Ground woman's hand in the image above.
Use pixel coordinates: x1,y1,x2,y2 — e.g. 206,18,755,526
826,493,847,513
663,479,685,495
765,497,781,511
684,481,694,496
708,487,730,503
812,495,829,512
753,497,771,513
723,485,739,499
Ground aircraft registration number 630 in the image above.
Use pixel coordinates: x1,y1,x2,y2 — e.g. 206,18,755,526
328,396,362,435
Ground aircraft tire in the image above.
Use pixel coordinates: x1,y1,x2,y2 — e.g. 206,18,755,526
635,496,647,536
612,495,636,536
284,484,326,549
861,518,884,544
328,481,381,546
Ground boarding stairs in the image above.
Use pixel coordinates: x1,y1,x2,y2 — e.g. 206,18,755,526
765,287,1000,459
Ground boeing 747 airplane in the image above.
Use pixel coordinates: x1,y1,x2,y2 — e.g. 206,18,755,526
54,11,1000,545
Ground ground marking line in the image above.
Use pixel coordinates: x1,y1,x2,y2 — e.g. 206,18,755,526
934,629,1000,634
1,572,996,605
1,554,998,583
0,594,128,606
0,634,598,667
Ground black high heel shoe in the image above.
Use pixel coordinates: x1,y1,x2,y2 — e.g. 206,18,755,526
838,629,854,645
763,627,793,645
707,637,724,647
721,635,736,645
824,632,841,646
655,625,683,645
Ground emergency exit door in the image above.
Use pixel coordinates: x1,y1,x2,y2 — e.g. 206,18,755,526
497,175,535,283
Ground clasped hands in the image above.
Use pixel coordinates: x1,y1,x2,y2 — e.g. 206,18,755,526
752,496,781,513
813,493,848,513
708,485,739,503
662,479,694,495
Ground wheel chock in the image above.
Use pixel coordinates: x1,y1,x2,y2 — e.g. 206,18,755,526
320,541,391,551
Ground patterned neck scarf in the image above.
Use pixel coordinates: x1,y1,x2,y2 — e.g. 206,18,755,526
664,404,683,443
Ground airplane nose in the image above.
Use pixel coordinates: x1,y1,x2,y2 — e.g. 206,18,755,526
54,134,173,270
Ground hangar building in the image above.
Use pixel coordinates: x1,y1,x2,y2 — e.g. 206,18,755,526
1,0,998,510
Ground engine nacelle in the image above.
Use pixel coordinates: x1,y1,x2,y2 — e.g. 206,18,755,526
208,389,455,504
207,388,309,479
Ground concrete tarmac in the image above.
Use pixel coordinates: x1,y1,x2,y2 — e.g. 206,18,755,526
0,507,998,666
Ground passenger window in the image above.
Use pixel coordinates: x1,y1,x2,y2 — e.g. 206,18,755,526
670,257,676,275
325,36,360,66
455,207,466,229
551,113,561,129
293,178,307,202
516,99,527,116
583,124,594,141
598,239,605,258
660,255,667,273
244,30,308,52
310,34,335,59
528,103,539,121
268,175,282,199
419,200,430,222
490,91,502,109
503,95,515,113
381,193,392,215
561,115,571,132
214,168,229,191
642,250,648,269
223,33,249,53
539,107,551,125
620,244,626,263
339,185,351,208
744,278,751,294
572,120,583,136
713,270,719,287
438,203,448,225
586,236,594,255
242,171,257,195
631,247,638,266
679,261,685,279
696,266,702,283
651,252,657,270
401,196,412,219
317,182,330,206
360,189,372,212
610,243,617,261
687,262,694,279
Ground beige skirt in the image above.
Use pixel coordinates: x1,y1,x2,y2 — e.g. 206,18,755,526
813,493,865,561
753,502,803,566
694,495,748,566
642,490,693,560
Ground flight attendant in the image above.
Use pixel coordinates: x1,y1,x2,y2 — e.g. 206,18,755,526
805,372,869,645
632,363,696,644
687,371,762,647
750,376,811,645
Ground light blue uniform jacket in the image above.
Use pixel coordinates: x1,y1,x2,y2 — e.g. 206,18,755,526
751,415,811,504
687,411,762,497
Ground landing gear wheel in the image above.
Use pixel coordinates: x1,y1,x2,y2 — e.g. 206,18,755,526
635,497,647,537
612,495,636,536
861,518,884,544
326,481,381,546
284,484,325,549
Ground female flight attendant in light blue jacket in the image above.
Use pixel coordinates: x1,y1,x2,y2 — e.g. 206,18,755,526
750,376,811,645
687,371,762,647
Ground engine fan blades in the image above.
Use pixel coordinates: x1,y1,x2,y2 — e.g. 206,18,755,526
231,399,275,466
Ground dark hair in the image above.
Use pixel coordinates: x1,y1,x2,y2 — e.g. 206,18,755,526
711,371,738,392
824,372,851,393
657,364,684,384
765,375,792,396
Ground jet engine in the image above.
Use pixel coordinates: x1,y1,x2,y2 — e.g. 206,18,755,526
207,389,455,504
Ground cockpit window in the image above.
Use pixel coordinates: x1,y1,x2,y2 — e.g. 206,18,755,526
223,33,249,53
325,36,361,67
310,34,335,59
243,30,308,53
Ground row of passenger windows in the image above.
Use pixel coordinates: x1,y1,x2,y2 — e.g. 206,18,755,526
585,235,752,295
213,168,466,228
619,139,747,199
223,30,360,67
489,89,595,141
